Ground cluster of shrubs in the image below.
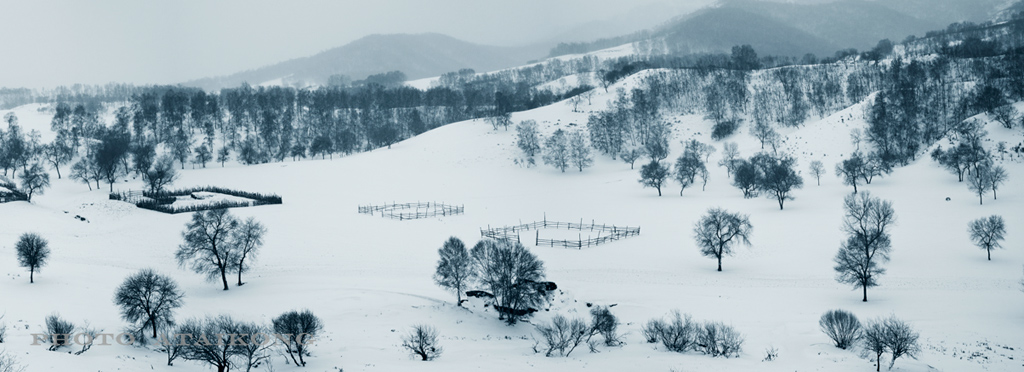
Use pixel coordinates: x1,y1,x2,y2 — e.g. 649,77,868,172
39,310,322,371
533,305,620,357
641,311,744,358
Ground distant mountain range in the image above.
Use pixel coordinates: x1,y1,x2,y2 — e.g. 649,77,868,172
564,0,1008,58
183,0,1011,91
183,33,548,91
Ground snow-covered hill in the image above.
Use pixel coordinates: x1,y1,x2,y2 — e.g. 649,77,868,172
1,84,1023,372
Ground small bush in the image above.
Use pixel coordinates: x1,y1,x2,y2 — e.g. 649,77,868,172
763,346,778,361
711,120,741,140
0,349,26,372
648,311,698,353
819,309,861,349
697,322,743,358
44,314,75,351
534,315,589,357
589,306,620,346
641,319,663,343
401,325,442,361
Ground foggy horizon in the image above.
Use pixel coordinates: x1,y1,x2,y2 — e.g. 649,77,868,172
0,0,701,89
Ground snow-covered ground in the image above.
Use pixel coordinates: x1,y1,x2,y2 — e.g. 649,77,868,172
1,87,1023,372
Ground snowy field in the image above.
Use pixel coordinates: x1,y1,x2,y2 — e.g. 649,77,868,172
1,87,1024,372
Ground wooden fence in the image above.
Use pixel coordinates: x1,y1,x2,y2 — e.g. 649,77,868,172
480,218,640,249
358,202,464,220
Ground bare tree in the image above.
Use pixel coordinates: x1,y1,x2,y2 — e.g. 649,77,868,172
833,192,896,301
18,163,49,202
271,309,323,367
143,156,178,194
673,150,704,196
809,160,825,186
835,153,864,194
819,309,861,349
232,217,266,286
968,215,1006,260
693,208,753,271
620,147,643,169
433,237,474,306
471,239,546,325
176,316,234,372
992,105,1018,129
568,130,593,172
751,153,803,210
114,269,185,339
751,121,777,150
15,233,49,283
639,160,670,196
402,325,443,361
987,165,1007,200
718,142,740,176
224,320,271,372
516,120,541,160
850,128,862,151
881,317,920,370
43,141,73,179
176,209,239,291
967,163,992,205
542,129,570,172
861,320,887,372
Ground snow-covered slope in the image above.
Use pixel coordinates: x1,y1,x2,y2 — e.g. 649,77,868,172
1,89,1023,372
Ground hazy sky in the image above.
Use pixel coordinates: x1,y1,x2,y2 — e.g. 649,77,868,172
0,0,711,88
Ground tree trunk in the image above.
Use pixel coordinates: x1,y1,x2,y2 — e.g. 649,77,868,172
656,186,662,196
979,193,983,205
862,284,867,302
30,267,34,283
852,182,858,194
717,256,722,272
152,318,159,338
221,267,229,290
778,198,784,210
55,166,62,179
988,248,991,261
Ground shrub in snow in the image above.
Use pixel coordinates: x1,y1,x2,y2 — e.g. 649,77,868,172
819,309,861,349
0,349,25,372
696,321,743,358
534,315,589,357
402,325,442,361
44,313,75,351
645,311,698,353
589,306,620,346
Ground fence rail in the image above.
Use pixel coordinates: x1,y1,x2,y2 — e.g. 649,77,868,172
480,218,640,249
358,202,464,220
